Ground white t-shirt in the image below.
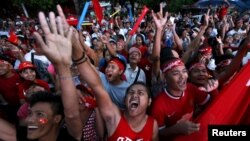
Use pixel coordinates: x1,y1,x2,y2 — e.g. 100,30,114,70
124,64,146,85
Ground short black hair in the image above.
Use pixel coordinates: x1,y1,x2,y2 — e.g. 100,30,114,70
160,48,177,66
0,55,14,66
126,81,152,98
29,91,64,117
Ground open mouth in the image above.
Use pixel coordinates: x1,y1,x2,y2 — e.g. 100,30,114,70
106,74,112,79
27,125,39,133
28,125,38,130
129,100,139,110
178,80,186,86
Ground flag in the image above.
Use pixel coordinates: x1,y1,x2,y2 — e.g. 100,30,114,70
92,0,103,25
8,32,19,45
174,62,250,141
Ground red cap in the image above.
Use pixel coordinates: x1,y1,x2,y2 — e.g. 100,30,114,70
18,61,36,72
129,47,141,57
66,15,78,26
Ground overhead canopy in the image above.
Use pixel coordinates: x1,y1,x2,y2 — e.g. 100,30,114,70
192,0,250,11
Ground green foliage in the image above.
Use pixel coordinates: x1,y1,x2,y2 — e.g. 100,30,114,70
12,0,67,11
10,0,68,17
168,0,196,12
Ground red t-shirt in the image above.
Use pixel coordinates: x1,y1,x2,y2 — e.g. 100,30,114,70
150,83,209,128
108,114,154,141
0,71,22,106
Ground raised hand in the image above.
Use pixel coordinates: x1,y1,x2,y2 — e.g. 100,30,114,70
216,36,222,44
56,5,70,33
151,3,168,30
203,9,210,27
199,79,219,92
33,12,73,67
100,35,109,44
57,4,81,54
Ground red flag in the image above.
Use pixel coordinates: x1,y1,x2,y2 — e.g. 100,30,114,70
174,62,250,141
92,0,103,25
8,32,19,45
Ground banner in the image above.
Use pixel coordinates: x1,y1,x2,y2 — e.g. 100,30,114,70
173,62,250,141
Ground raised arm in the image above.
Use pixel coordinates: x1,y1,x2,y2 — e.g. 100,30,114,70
100,35,117,57
33,8,82,140
151,3,168,78
216,31,250,85
71,30,121,135
171,23,183,51
181,9,210,64
57,4,121,134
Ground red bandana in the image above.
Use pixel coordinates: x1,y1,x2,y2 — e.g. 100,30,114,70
189,62,205,71
199,46,212,55
109,58,125,72
162,58,185,73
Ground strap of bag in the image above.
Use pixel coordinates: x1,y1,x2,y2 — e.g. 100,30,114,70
133,68,141,84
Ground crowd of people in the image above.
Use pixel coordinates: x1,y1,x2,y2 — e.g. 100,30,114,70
0,0,249,140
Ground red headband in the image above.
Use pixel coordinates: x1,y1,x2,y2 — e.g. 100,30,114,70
109,58,125,71
189,62,205,71
199,46,212,55
162,59,185,73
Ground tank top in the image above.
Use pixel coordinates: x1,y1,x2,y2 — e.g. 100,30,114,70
108,114,154,141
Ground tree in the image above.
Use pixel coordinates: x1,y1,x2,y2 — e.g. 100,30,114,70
11,0,67,16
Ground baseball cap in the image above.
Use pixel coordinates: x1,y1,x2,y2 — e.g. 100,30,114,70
129,47,141,57
18,61,36,72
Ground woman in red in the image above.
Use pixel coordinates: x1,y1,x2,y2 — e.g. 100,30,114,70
132,34,148,58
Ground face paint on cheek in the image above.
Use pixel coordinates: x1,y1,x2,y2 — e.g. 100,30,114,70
38,118,48,124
